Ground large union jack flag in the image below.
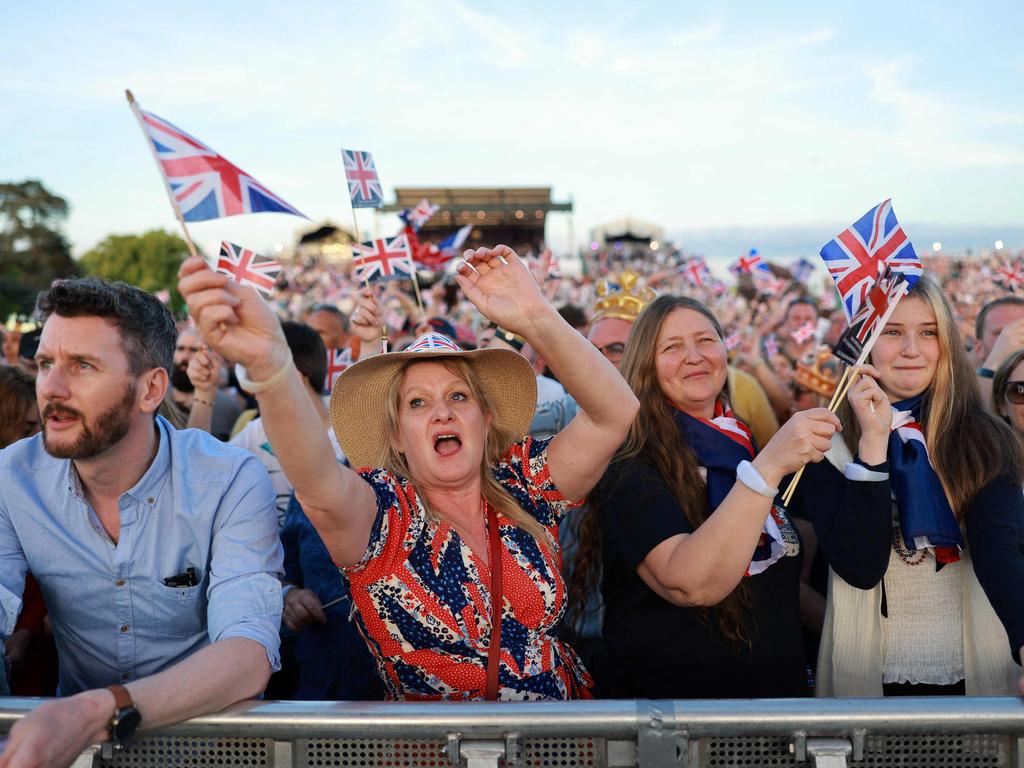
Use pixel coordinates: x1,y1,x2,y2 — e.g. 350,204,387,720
820,199,921,320
352,235,413,283
138,110,305,222
216,242,281,297
342,149,383,208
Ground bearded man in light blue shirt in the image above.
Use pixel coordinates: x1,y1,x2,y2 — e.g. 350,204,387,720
0,277,283,768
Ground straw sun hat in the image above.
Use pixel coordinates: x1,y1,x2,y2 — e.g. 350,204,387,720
329,332,538,469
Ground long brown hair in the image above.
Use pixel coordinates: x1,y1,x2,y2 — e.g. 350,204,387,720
382,357,554,548
567,295,754,646
839,273,1022,515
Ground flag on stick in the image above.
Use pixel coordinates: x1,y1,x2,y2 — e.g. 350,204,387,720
325,347,352,391
832,268,910,366
729,248,762,276
341,149,384,208
994,263,1024,292
400,198,440,231
216,242,281,297
352,235,414,283
820,199,921,320
133,104,306,222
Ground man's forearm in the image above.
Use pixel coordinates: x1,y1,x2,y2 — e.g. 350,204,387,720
127,637,270,730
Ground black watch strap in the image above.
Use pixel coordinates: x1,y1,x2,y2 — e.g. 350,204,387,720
977,366,996,379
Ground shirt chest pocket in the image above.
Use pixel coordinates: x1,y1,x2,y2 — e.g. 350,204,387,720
140,582,207,640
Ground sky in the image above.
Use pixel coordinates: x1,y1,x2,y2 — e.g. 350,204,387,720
3,1,1023,262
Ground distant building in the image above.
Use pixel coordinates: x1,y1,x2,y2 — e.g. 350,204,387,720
590,217,664,248
293,222,357,263
382,187,573,254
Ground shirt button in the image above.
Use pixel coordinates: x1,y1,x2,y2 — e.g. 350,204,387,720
147,497,155,504
115,579,125,587
120,625,129,633
121,672,131,680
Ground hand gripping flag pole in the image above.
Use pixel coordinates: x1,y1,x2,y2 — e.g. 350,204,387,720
126,90,202,261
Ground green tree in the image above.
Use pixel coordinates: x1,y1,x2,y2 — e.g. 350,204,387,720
79,230,190,311
0,179,79,316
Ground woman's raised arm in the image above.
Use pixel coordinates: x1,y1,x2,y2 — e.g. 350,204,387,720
177,256,377,566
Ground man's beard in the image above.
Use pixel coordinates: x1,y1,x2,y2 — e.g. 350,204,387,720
42,381,137,460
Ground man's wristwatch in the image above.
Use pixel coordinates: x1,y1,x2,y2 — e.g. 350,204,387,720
103,684,142,756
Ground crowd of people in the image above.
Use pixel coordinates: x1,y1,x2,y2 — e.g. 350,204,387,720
1,237,1023,767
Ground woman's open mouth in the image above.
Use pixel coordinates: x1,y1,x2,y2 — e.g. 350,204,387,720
433,433,462,456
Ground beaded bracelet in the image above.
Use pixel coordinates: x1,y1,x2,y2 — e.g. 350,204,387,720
234,356,295,394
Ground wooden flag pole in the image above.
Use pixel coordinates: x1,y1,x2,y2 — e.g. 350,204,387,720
125,90,202,263
780,286,909,506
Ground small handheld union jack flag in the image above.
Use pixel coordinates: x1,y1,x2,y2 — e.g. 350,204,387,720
682,257,711,287
994,263,1024,292
352,235,414,284
762,333,779,358
132,102,306,222
325,347,352,392
406,332,462,353
341,149,383,208
399,198,440,231
791,258,816,285
820,199,921,320
729,249,762,276
216,242,280,297
753,267,787,297
723,331,742,351
791,322,816,345
832,267,910,366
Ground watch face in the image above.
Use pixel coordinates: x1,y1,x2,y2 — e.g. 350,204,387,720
111,708,142,742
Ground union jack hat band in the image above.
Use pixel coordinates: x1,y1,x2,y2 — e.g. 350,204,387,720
329,332,538,470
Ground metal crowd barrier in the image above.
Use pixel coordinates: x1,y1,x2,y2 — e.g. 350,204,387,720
2,696,1024,768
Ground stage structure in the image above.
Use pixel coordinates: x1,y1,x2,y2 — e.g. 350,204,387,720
293,222,358,264
591,217,665,248
381,187,573,254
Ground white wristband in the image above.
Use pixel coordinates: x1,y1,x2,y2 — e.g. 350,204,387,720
736,460,779,499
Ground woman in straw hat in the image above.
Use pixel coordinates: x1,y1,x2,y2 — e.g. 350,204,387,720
178,246,638,700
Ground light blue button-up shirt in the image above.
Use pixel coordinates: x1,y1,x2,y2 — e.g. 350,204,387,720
0,416,284,695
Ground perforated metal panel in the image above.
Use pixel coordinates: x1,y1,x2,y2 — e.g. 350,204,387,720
521,737,606,767
98,736,273,768
301,738,447,767
700,734,1011,768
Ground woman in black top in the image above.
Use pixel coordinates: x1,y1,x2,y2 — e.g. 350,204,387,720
568,295,841,698
794,273,1024,696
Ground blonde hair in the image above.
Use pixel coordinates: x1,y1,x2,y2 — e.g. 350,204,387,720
382,357,554,549
840,272,1022,515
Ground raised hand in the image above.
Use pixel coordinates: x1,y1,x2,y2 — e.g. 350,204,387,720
454,245,552,337
177,256,288,380
349,286,385,347
187,348,221,399
847,365,891,464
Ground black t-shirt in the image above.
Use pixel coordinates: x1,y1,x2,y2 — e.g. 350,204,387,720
592,458,807,699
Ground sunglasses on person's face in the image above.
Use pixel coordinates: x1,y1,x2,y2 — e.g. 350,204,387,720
1005,381,1024,405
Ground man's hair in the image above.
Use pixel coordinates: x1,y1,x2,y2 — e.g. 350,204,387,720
36,278,176,375
975,295,1024,340
308,303,349,332
558,304,588,330
282,321,327,394
785,296,818,318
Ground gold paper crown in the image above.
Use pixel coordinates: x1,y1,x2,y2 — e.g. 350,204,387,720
592,271,656,323
794,346,842,398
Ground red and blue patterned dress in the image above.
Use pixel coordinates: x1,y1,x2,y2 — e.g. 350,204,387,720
341,437,593,700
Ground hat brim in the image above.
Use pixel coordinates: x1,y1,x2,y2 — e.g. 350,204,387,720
329,346,538,470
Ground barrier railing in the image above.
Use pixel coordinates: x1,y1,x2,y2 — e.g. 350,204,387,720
2,696,1023,767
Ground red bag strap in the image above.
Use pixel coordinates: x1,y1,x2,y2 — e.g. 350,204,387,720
485,502,503,701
